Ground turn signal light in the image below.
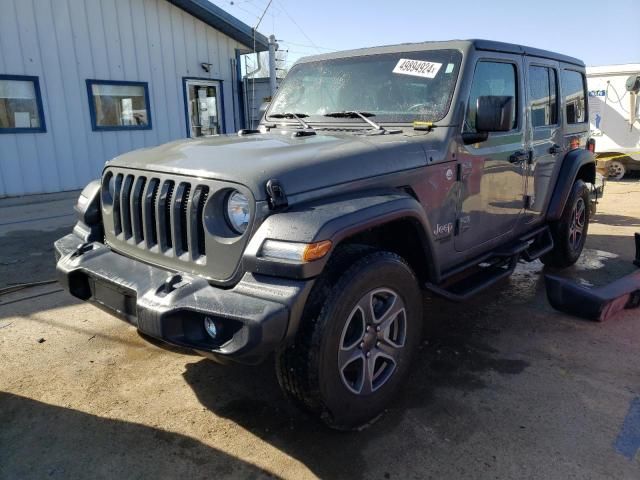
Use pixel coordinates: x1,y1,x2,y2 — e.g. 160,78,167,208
260,239,333,262
303,240,333,262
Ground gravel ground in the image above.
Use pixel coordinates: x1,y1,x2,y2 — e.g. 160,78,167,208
0,181,639,479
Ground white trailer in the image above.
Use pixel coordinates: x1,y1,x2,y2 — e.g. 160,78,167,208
586,64,640,179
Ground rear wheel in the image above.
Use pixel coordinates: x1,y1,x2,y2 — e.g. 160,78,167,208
276,247,422,430
542,180,590,268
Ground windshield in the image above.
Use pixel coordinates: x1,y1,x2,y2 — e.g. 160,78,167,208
267,49,462,124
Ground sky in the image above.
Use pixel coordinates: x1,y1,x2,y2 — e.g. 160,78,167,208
211,0,639,68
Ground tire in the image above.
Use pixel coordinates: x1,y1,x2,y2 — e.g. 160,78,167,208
542,180,590,268
276,247,422,430
607,160,626,180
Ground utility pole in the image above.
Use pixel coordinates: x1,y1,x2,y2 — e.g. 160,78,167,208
268,34,278,97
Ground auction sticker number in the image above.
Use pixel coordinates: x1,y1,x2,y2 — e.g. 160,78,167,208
393,59,442,79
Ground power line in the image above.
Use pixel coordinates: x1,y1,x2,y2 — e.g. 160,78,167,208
273,0,322,54
254,0,273,30
278,40,336,52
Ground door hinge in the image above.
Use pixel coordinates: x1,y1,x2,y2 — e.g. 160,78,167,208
456,161,473,181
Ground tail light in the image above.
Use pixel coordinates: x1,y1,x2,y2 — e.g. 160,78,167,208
587,138,596,153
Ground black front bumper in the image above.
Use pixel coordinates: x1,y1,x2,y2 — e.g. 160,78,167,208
55,234,313,364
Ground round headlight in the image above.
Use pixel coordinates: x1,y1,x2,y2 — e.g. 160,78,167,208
226,191,250,234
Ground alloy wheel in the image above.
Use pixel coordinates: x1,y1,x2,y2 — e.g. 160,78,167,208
569,197,586,251
337,288,407,395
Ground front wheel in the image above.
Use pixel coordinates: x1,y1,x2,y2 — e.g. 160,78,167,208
542,180,590,268
276,248,422,430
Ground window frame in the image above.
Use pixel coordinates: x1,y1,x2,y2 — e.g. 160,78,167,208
527,63,559,129
0,74,47,134
463,58,521,134
561,68,588,125
86,79,152,132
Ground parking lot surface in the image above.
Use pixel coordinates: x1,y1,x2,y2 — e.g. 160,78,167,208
1,182,639,479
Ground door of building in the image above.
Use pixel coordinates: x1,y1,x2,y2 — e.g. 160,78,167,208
184,79,222,137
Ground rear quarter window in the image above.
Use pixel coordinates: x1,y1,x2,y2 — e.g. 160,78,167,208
562,69,587,124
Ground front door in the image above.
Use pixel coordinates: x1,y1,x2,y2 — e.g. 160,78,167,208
184,79,222,137
455,57,527,252
521,59,562,225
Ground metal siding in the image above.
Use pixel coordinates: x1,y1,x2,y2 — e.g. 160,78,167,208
0,0,245,197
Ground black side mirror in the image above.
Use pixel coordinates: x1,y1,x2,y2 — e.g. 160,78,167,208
476,95,514,132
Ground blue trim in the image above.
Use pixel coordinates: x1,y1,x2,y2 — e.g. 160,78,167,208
0,74,47,134
182,77,227,137
86,79,152,132
167,0,268,51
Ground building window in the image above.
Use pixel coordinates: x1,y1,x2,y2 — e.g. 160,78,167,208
0,75,46,133
529,66,558,127
562,70,587,124
86,80,152,131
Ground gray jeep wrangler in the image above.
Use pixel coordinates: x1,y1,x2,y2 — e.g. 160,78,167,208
55,40,596,429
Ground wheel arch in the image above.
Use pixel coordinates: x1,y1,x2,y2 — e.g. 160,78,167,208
243,190,439,282
547,149,596,221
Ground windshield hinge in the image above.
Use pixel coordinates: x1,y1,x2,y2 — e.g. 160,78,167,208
266,179,288,210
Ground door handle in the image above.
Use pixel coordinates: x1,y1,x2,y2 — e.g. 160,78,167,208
549,144,563,155
509,150,530,164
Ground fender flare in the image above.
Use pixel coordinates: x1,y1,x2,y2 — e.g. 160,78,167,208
243,189,438,280
546,149,596,221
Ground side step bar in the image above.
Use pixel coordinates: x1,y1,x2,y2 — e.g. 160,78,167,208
426,226,553,302
426,255,519,302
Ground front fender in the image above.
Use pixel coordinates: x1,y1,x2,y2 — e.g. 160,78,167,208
547,149,596,221
242,189,436,279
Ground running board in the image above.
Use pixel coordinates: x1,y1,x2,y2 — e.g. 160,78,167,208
521,227,554,262
426,255,519,302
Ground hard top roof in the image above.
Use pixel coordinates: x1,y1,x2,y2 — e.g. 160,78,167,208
296,39,584,67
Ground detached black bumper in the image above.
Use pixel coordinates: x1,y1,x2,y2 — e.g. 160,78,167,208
55,234,313,364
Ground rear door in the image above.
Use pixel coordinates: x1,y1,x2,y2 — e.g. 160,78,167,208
521,58,562,225
455,56,527,252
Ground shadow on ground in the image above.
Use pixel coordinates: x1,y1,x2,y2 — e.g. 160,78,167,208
0,226,69,289
180,285,532,479
0,392,274,479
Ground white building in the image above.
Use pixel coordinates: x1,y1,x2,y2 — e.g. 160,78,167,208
0,0,269,197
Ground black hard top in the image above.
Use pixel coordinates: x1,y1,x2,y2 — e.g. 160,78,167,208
297,39,584,67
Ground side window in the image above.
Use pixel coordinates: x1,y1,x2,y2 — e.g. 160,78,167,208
529,66,557,127
465,61,517,132
562,70,587,124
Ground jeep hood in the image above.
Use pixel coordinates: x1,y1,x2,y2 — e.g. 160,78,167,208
107,132,429,200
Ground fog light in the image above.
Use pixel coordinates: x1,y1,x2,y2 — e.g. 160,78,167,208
204,317,219,339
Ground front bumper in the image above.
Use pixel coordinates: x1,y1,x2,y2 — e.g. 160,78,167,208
55,233,313,364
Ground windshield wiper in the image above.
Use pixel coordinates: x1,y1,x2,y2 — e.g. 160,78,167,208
268,112,313,130
323,111,384,132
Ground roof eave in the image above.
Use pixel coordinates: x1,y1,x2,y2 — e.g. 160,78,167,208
167,0,269,51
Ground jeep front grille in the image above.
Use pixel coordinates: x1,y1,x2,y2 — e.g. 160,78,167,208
109,172,209,261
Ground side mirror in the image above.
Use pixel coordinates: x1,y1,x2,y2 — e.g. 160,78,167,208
476,95,514,132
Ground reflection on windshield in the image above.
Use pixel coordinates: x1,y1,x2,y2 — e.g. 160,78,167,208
269,49,462,124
